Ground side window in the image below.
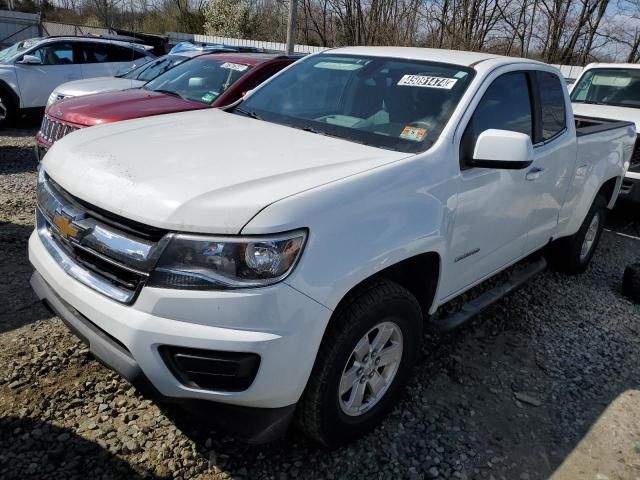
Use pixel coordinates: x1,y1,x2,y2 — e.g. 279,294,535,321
461,72,532,166
81,43,112,63
81,43,145,63
31,43,75,65
536,71,566,141
110,45,146,62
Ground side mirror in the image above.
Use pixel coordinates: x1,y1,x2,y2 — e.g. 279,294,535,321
471,129,533,169
116,66,133,76
18,54,42,65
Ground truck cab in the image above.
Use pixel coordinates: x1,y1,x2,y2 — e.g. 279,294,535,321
29,47,635,446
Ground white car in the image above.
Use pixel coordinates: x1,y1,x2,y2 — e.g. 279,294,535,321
30,47,635,445
571,63,640,202
0,36,154,124
46,50,204,107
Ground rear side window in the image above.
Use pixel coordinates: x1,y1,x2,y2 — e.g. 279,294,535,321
81,43,145,63
537,71,566,141
81,43,112,63
110,45,146,62
461,72,532,165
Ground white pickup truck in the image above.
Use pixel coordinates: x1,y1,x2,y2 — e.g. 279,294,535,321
29,47,635,446
571,63,640,202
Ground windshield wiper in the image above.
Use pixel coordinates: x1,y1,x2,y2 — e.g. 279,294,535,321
296,124,372,146
152,89,184,100
301,126,324,135
235,108,262,120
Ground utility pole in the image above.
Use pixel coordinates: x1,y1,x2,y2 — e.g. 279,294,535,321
285,0,298,55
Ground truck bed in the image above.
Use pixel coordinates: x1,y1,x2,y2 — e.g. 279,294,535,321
575,115,635,137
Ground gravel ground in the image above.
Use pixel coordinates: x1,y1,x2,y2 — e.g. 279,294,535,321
1,124,640,480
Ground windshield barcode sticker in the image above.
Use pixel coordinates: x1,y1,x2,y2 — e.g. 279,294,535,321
221,62,249,72
397,75,458,89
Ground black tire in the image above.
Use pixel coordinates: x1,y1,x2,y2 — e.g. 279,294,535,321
548,195,607,274
0,91,15,127
623,263,640,303
297,279,422,447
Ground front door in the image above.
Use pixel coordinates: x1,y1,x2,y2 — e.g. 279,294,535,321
440,70,539,300
14,41,81,108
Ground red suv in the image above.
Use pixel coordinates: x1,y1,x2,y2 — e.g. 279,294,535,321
35,53,299,156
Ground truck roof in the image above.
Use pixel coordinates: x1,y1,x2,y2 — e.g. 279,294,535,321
326,46,541,68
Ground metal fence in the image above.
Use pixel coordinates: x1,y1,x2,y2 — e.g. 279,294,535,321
167,31,326,54
40,21,110,38
552,64,584,80
0,10,39,48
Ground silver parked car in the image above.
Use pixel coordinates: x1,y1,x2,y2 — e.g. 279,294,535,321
46,50,206,107
0,36,155,125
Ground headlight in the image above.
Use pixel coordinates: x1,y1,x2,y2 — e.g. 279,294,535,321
147,230,307,290
46,92,67,107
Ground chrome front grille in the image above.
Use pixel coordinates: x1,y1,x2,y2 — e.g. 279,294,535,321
39,115,79,144
36,169,170,304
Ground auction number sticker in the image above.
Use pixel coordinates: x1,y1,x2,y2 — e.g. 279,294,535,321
221,62,249,72
397,75,457,89
400,126,427,142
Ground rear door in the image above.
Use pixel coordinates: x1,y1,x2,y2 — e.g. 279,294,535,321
14,41,81,108
79,42,148,79
107,43,149,76
522,70,576,253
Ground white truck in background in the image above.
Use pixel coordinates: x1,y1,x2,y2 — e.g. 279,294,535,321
571,63,640,202
29,47,635,446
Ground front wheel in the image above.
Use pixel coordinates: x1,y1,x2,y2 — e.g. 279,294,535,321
297,279,422,446
0,92,14,127
548,195,607,274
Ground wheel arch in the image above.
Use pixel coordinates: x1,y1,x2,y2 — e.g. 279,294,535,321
597,175,621,209
331,251,441,323
0,79,19,112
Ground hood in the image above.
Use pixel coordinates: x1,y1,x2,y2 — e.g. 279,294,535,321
49,89,209,126
55,77,144,98
43,108,410,234
572,102,640,131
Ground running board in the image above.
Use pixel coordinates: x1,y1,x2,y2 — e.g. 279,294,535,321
430,256,547,332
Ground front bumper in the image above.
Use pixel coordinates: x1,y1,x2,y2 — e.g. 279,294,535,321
619,172,640,203
29,230,332,440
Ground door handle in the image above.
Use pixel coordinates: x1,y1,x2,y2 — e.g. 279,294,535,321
525,167,545,181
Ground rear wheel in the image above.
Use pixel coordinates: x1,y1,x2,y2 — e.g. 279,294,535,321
548,195,607,274
297,279,422,446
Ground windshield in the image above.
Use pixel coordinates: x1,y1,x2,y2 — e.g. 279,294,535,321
237,54,474,153
145,57,251,105
571,68,640,108
0,38,40,63
122,54,189,82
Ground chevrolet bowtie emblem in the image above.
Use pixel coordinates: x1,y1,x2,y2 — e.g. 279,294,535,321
53,213,79,240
